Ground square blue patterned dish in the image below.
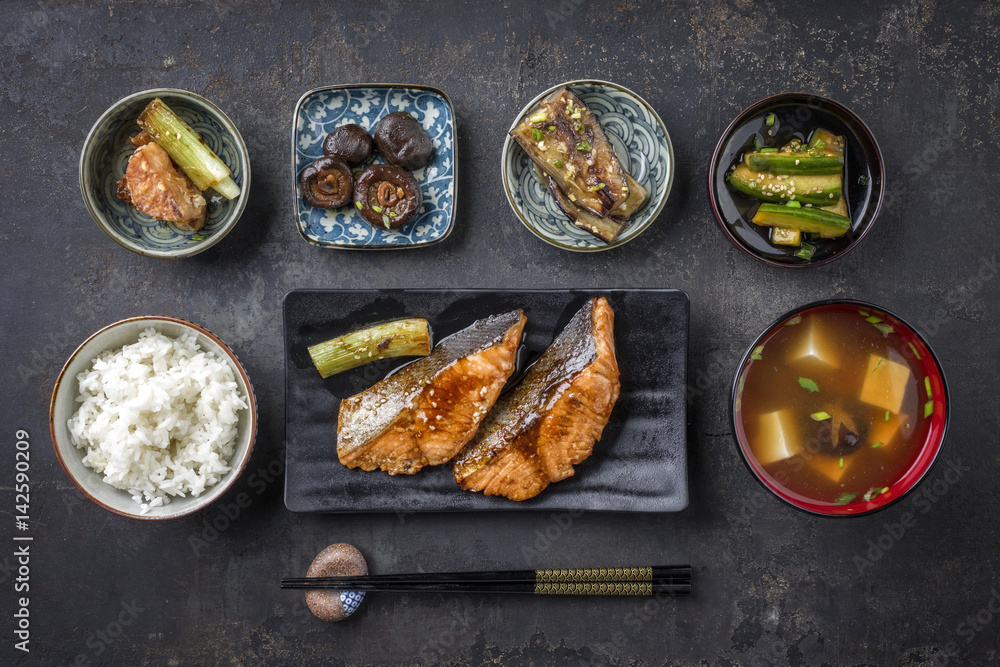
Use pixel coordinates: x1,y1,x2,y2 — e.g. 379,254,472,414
292,85,457,249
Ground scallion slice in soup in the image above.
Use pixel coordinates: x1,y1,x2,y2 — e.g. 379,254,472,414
797,377,820,393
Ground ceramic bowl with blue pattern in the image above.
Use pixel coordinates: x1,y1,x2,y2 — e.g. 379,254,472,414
293,84,456,249
502,80,674,252
79,88,250,259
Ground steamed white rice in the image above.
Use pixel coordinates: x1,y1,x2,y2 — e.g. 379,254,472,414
67,328,248,513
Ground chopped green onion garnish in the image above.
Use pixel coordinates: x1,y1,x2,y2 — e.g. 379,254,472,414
924,376,932,398
389,211,397,217
759,147,779,153
576,141,592,152
866,315,883,324
787,200,802,208
355,201,364,210
586,183,606,192
810,411,832,421
924,400,934,418
750,345,764,361
784,315,803,326
839,457,844,469
191,233,206,241
885,410,891,422
797,377,819,393
874,323,895,335
548,125,555,131
908,342,922,360
570,110,582,120
812,140,827,150
765,113,776,127
872,359,883,374
528,111,547,123
834,492,857,505
383,215,391,229
858,310,870,317
794,243,816,260
881,487,889,494
532,128,543,142
552,159,564,168
372,205,383,213
871,441,884,449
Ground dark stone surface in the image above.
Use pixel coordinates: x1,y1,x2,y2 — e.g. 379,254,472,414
1,1,998,665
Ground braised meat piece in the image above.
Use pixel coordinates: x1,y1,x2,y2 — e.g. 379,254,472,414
117,142,206,231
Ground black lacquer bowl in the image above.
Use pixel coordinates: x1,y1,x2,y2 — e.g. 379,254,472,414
709,92,885,268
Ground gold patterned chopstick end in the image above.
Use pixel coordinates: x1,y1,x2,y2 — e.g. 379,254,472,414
534,566,653,583
534,581,653,596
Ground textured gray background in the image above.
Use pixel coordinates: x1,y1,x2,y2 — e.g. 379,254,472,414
2,1,998,665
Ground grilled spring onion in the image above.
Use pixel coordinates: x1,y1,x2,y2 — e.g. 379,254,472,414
137,98,241,199
307,319,432,379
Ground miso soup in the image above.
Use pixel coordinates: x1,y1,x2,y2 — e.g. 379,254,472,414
734,303,945,512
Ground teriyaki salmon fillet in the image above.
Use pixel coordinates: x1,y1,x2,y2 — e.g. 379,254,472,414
453,297,620,500
337,310,526,475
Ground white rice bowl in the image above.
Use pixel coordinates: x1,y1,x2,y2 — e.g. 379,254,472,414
67,328,248,514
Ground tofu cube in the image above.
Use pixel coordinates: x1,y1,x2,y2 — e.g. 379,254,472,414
755,410,799,465
806,453,853,483
868,414,909,449
789,316,840,369
860,356,911,413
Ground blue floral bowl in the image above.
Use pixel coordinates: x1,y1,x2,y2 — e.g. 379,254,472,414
293,84,456,249
502,80,674,252
79,88,250,258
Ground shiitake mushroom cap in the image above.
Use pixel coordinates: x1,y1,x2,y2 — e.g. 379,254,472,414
373,111,434,171
301,156,353,209
323,124,375,168
353,164,422,230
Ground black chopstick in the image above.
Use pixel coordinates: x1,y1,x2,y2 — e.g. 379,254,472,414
282,565,691,587
280,581,691,596
281,565,692,596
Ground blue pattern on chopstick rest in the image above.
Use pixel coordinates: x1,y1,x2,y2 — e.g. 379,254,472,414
340,590,365,617
87,99,245,253
294,87,456,249
504,83,673,251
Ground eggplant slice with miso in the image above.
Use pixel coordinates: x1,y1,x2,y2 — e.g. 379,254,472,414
511,87,649,243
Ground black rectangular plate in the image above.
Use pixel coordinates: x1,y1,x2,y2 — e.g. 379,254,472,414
283,289,689,512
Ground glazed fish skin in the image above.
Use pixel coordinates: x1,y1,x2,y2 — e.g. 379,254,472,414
116,142,207,230
511,87,629,219
337,310,526,475
453,297,620,501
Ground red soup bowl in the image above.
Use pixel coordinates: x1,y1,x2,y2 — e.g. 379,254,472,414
731,299,948,516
